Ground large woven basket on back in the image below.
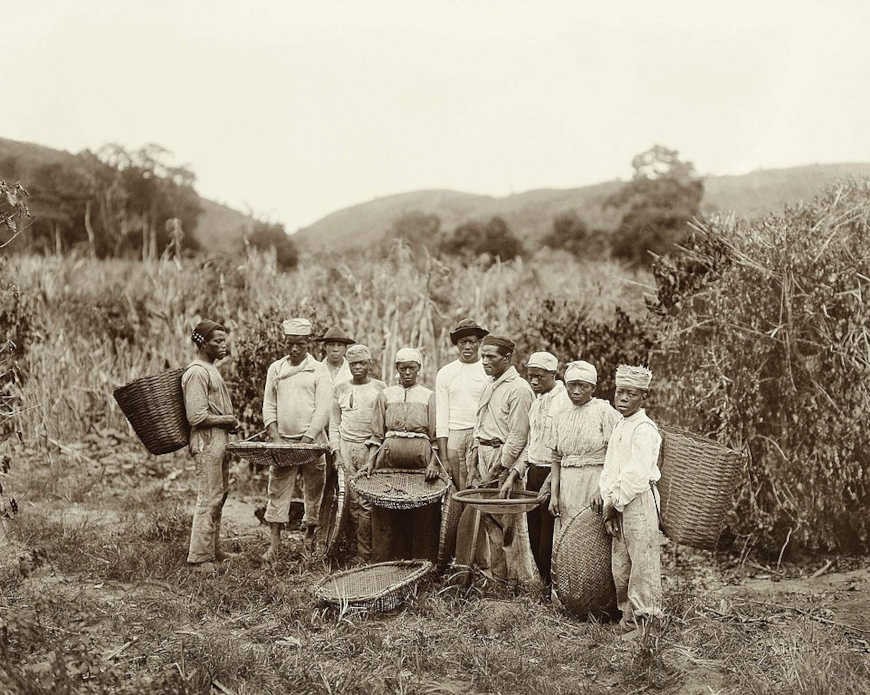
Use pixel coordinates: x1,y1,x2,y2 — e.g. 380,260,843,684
658,426,744,550
226,441,328,468
314,560,433,613
113,368,189,455
350,469,450,510
552,507,617,620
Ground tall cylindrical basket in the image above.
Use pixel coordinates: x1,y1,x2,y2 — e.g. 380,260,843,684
113,368,189,455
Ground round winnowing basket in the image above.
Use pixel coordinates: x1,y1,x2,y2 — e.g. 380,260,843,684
451,488,540,515
552,508,617,620
436,484,456,571
658,426,744,550
350,469,449,510
113,368,189,455
226,442,328,468
317,465,347,557
314,560,433,613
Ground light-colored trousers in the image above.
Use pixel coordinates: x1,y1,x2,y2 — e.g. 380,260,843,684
187,429,229,564
265,436,325,528
612,487,663,623
338,439,372,561
473,446,541,586
445,428,474,491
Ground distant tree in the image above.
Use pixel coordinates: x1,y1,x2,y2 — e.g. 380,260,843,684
439,215,523,263
606,144,703,266
541,211,589,256
246,220,298,271
384,211,442,253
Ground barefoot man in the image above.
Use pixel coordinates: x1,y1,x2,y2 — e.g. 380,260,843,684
182,319,239,571
261,318,333,561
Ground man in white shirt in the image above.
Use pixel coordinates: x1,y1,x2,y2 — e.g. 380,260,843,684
593,364,663,638
435,319,490,490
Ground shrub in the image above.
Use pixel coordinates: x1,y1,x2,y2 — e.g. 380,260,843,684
245,220,298,271
651,181,870,553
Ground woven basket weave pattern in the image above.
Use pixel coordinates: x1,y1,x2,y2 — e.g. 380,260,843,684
226,442,327,468
315,560,432,612
658,426,743,550
350,469,449,510
113,368,189,455
552,508,616,618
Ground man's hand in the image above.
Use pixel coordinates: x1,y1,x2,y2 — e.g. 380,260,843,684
590,493,604,516
604,517,621,538
498,469,519,498
425,458,440,482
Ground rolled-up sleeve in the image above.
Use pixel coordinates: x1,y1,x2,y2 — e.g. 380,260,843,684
500,386,533,469
182,367,210,428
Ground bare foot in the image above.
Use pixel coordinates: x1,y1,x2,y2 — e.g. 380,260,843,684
188,561,218,573
215,550,240,562
260,547,276,564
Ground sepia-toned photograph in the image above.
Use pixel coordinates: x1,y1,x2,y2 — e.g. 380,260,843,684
2,1,869,693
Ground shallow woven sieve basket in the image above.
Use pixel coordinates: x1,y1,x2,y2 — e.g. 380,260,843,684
226,442,328,469
658,426,744,550
552,508,616,619
314,560,433,613
350,469,450,510
113,368,189,455
451,487,540,515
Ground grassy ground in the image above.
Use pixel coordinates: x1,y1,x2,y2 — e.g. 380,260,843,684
2,439,869,694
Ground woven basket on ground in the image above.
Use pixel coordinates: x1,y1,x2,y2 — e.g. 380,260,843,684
314,559,433,612
317,465,346,557
552,508,617,619
226,442,328,468
436,485,456,570
350,469,449,510
658,426,744,550
451,488,540,515
113,368,189,455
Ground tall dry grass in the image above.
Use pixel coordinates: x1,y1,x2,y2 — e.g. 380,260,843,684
6,244,649,445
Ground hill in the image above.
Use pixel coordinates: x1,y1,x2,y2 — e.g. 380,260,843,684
0,137,251,252
294,163,870,252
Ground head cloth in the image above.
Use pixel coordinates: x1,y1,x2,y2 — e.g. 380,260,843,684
192,319,227,346
564,360,597,385
482,335,515,354
395,347,422,366
615,364,652,390
526,351,558,372
282,318,312,336
346,344,372,363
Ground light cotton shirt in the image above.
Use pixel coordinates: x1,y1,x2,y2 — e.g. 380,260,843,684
599,408,662,512
435,359,489,438
262,353,333,441
324,358,352,386
367,383,437,446
526,381,573,466
329,378,386,449
475,365,535,470
549,397,621,467
182,359,233,455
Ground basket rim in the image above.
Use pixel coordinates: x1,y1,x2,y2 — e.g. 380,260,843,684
226,441,328,451
659,424,745,457
350,467,449,486
314,559,433,603
112,367,186,397
451,488,538,504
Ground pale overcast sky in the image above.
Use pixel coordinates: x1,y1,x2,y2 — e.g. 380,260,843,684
2,0,869,231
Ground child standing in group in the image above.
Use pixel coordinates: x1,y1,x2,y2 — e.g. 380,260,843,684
593,365,663,636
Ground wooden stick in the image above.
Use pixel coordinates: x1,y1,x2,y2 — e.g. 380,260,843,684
105,637,136,660
746,599,870,634
810,559,834,579
212,679,237,695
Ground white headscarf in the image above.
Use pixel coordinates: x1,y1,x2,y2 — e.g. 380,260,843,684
395,347,422,366
615,364,652,389
565,360,597,385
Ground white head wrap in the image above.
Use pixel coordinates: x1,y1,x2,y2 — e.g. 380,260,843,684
615,364,652,390
346,344,371,363
526,351,558,372
395,347,422,366
282,318,312,336
564,360,597,385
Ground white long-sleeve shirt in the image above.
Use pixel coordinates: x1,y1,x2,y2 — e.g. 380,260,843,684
434,359,489,438
599,408,662,512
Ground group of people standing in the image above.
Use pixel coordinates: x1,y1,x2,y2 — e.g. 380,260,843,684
179,316,664,632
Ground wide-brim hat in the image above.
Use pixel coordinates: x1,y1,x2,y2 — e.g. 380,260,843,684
449,319,489,345
317,326,355,344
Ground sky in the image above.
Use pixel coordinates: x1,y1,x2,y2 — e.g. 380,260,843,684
2,0,869,231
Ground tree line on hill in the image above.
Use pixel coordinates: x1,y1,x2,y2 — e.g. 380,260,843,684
385,145,704,267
